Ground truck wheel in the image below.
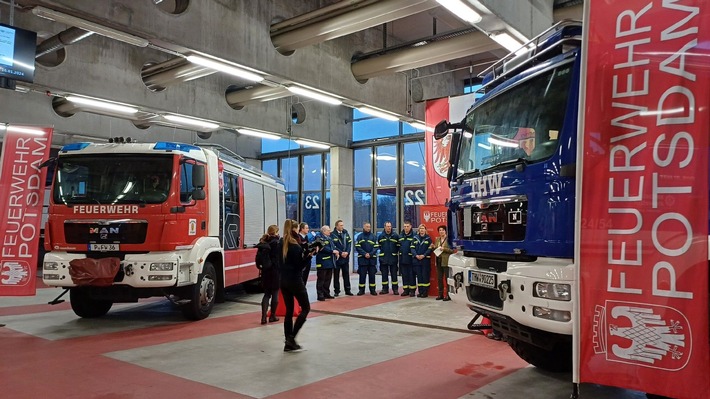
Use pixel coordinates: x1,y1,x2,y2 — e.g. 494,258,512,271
507,336,572,372
70,288,113,318
181,261,216,320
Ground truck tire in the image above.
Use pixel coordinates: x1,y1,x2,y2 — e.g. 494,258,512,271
70,288,113,318
507,336,572,372
181,261,216,320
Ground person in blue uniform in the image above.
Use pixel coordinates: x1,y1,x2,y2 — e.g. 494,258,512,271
315,225,336,301
331,220,353,296
355,222,379,295
411,224,432,298
377,221,400,295
398,221,416,297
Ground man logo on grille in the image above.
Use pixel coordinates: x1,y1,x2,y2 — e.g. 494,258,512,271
592,301,691,371
0,261,31,286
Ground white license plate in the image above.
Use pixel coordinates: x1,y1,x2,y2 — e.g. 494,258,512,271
470,270,497,289
89,243,119,251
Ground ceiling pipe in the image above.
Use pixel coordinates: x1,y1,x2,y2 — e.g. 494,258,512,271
271,0,375,33
35,27,94,59
352,31,499,82
271,0,439,54
351,4,584,82
141,57,215,92
225,86,290,110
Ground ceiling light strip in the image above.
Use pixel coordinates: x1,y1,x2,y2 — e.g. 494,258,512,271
295,139,330,149
186,55,263,82
66,96,139,114
238,128,280,140
357,106,399,121
287,86,342,105
164,114,220,130
435,0,483,24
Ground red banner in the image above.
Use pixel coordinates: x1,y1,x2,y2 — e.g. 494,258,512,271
425,94,476,206
419,205,448,292
578,2,710,398
0,125,53,296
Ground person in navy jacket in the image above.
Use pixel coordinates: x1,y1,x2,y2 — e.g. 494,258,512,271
315,225,336,301
398,221,416,297
411,224,432,298
377,221,400,295
331,220,353,296
355,222,379,295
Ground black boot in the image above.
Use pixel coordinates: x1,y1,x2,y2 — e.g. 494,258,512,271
392,288,399,295
370,290,378,296
401,289,409,297
261,315,267,324
357,290,365,296
284,335,302,352
269,315,279,322
379,288,389,295
345,291,354,296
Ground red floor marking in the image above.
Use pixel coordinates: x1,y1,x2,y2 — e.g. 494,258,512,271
265,334,528,399
0,301,72,316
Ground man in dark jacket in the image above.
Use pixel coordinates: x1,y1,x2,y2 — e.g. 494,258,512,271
315,225,336,301
398,221,416,297
377,221,400,295
331,220,353,296
355,222,379,295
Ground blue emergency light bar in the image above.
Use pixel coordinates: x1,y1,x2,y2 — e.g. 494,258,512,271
60,142,91,152
153,142,201,153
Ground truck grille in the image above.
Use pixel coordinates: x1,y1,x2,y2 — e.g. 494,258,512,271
64,221,148,244
459,199,527,241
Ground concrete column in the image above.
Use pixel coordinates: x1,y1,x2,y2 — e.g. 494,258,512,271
329,146,354,272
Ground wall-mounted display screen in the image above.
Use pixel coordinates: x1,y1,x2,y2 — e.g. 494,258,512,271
0,23,37,83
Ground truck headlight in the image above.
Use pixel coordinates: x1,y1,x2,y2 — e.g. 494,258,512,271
43,262,59,270
533,306,571,322
533,282,571,301
150,262,174,271
148,275,173,281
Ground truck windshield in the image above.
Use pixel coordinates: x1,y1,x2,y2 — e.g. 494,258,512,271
53,155,173,205
458,62,573,175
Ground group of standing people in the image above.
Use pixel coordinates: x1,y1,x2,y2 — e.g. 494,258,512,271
355,221,454,300
256,218,455,352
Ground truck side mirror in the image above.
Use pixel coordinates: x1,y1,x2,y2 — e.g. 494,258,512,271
434,120,450,140
192,164,206,188
191,164,206,201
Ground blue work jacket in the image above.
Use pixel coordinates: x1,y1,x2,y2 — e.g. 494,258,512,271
377,230,400,265
355,231,378,266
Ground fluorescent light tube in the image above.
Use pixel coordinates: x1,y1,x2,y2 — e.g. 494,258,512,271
67,96,139,114
288,86,342,105
295,139,330,149
164,114,220,130
32,6,150,47
488,136,518,148
239,128,280,140
186,55,263,82
0,124,6,131
357,107,399,121
436,0,483,24
6,126,47,135
491,31,524,52
409,122,427,131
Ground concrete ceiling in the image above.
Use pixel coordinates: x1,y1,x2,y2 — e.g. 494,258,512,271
0,0,582,158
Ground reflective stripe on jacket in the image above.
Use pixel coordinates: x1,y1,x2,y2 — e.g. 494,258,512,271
355,231,378,266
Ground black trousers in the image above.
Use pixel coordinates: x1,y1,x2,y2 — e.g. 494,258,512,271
316,268,333,298
333,262,351,294
280,279,311,339
301,263,311,285
379,262,399,290
358,264,377,292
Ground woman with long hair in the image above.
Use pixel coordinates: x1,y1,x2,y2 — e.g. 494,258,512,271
432,225,454,301
257,225,280,324
278,219,311,351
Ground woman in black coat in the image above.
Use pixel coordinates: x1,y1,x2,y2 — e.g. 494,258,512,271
257,225,280,324
277,219,312,351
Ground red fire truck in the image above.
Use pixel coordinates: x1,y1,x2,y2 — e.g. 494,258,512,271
42,141,285,320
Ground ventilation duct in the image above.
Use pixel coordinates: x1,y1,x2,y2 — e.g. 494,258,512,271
141,57,215,92
35,27,94,59
225,86,290,110
271,0,439,54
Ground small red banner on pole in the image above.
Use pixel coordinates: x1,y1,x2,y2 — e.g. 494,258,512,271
0,125,53,296
578,1,710,398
